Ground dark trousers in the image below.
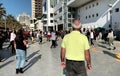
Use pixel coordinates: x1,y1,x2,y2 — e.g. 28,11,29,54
39,37,42,43
7,41,15,54
0,39,3,49
51,40,56,48
90,38,94,45
0,42,3,49
66,59,87,76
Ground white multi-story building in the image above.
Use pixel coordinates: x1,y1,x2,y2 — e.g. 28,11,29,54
42,0,120,31
53,0,65,31
67,0,120,30
42,0,54,31
17,13,30,29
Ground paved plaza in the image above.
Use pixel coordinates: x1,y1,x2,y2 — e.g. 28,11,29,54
0,39,120,76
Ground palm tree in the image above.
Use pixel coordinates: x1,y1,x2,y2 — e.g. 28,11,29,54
6,15,22,30
0,3,6,18
0,3,6,28
0,2,22,30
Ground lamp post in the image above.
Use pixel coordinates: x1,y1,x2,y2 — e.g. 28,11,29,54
109,4,112,29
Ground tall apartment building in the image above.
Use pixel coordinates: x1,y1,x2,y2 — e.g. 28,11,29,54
67,0,120,30
31,0,43,31
32,0,42,19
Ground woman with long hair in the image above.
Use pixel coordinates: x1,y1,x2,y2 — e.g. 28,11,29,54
14,29,27,74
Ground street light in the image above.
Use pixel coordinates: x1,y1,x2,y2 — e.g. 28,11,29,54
108,4,113,29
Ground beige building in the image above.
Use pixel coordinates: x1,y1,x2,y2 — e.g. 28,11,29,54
31,0,42,19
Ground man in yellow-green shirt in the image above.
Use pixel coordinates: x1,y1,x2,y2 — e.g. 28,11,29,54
60,20,91,76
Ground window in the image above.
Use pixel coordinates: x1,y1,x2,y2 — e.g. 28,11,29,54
115,8,119,12
50,20,53,23
59,7,62,13
89,15,91,18
86,16,87,19
54,12,57,16
43,21,47,24
68,14,71,18
92,14,94,17
44,14,47,18
96,13,98,17
59,16,62,20
86,7,88,10
68,23,71,27
89,5,91,8
50,13,53,17
92,4,94,7
96,2,99,6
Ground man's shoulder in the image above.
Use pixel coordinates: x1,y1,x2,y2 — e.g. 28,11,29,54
80,33,87,37
64,33,71,37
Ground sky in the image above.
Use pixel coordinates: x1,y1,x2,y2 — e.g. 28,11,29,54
0,0,31,18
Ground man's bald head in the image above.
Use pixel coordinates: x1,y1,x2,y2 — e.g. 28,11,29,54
72,20,82,29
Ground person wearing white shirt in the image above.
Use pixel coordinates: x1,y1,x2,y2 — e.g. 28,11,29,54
7,30,16,54
107,29,116,50
50,31,56,48
90,30,94,46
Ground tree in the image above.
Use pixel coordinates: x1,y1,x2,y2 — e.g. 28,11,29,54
0,2,6,28
6,15,22,30
0,2,22,30
0,3,6,18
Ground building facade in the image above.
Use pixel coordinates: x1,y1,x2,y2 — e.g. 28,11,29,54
67,0,120,30
42,0,54,31
32,0,42,19
42,0,120,32
31,0,43,30
17,13,30,29
42,0,81,31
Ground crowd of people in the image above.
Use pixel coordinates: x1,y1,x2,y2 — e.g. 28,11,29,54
0,28,68,74
82,27,116,50
0,19,117,75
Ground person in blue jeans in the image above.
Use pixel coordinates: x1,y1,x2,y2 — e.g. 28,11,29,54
14,29,27,74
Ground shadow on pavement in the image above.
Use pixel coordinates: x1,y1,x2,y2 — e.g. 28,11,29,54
27,50,40,61
24,54,42,72
0,48,15,62
98,44,107,49
0,60,14,69
103,50,117,59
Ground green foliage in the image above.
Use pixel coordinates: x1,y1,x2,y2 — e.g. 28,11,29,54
0,2,22,30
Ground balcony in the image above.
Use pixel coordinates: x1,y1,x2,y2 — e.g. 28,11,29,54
67,0,96,8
